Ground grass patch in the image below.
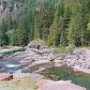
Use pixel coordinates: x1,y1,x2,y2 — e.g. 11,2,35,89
53,45,74,54
0,77,36,90
40,66,90,90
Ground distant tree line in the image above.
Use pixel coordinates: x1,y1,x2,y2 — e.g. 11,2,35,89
0,0,90,47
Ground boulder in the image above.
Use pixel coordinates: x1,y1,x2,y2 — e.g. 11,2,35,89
0,73,13,81
26,39,46,50
0,54,3,59
37,79,86,90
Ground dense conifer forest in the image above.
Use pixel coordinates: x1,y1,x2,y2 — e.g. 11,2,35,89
0,0,90,47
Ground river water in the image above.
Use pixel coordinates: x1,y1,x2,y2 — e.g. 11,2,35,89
0,53,25,73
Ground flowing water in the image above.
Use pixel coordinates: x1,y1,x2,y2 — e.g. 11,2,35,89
0,59,23,73
0,53,25,73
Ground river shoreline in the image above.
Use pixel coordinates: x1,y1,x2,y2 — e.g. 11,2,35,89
0,46,90,74
0,46,90,90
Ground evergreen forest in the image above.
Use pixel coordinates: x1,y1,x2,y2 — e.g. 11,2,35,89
0,0,90,47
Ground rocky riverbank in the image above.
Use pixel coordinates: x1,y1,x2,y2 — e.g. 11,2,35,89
0,47,90,74
0,73,86,90
21,47,90,74
0,46,90,90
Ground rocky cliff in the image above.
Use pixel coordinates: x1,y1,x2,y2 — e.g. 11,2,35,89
0,0,19,20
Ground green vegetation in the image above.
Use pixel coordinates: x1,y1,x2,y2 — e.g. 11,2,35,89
40,66,90,90
0,77,36,90
0,0,90,47
53,44,74,54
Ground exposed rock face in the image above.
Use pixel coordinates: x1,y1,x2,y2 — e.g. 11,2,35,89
37,79,86,90
0,73,13,81
0,0,19,20
26,39,47,50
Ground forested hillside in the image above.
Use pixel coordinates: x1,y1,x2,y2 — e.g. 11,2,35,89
0,0,90,47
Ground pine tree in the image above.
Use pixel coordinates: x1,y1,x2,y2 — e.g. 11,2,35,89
67,16,76,45
0,30,6,46
6,15,14,30
16,15,29,45
6,30,17,45
0,25,7,46
86,22,90,45
0,0,90,47
59,16,67,46
48,20,58,46
48,0,66,46
64,0,73,26
34,15,39,39
67,1,86,46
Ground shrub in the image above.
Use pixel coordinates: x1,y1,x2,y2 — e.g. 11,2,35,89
53,46,65,54
65,45,74,53
53,45,74,54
